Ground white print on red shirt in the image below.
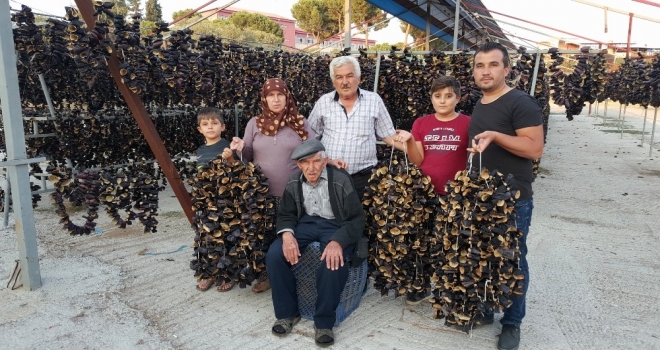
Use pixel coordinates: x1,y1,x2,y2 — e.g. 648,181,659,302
422,127,462,152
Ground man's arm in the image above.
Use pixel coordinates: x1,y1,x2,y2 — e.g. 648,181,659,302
276,182,302,264
472,125,544,160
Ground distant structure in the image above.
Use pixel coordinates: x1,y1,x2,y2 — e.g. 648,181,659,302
199,7,376,51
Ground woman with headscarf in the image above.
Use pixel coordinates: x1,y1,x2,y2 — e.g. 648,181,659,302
216,77,315,293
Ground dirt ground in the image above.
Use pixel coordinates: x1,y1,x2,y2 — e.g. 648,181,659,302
1,101,660,350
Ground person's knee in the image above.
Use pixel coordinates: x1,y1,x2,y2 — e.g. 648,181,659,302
266,240,285,265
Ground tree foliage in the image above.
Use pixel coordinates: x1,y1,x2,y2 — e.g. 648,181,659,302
173,18,284,47
228,11,283,39
113,0,129,18
145,0,163,23
291,0,336,42
399,21,451,50
172,8,201,22
370,42,404,52
128,0,141,14
292,0,387,47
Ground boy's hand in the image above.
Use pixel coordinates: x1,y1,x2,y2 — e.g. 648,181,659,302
221,148,235,163
230,137,244,152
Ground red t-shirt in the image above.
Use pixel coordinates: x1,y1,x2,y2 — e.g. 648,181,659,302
411,113,471,194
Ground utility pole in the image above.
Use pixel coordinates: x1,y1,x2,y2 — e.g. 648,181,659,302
453,0,461,51
344,0,351,50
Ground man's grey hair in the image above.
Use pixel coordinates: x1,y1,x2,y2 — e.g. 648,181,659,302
329,56,361,81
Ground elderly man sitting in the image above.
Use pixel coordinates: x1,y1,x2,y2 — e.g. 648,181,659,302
266,139,366,347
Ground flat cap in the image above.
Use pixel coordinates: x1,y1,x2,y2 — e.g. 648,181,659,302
291,139,325,161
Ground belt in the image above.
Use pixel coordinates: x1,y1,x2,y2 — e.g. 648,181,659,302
352,166,374,177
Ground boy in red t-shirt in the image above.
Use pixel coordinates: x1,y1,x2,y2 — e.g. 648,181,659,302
394,76,471,195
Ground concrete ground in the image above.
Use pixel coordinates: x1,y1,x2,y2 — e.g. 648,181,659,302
1,102,660,350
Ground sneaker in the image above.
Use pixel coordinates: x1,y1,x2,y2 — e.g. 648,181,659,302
498,325,521,350
405,292,432,306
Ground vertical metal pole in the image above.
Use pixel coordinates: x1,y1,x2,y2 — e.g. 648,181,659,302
604,99,608,119
3,176,10,227
38,74,57,120
528,53,542,97
641,107,648,145
426,1,431,51
650,107,658,157
626,13,633,59
618,104,622,133
453,0,461,51
234,104,240,138
621,104,627,138
0,0,41,290
373,52,381,93
344,0,351,50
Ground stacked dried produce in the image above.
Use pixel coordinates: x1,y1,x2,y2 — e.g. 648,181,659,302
48,167,101,235
511,47,550,143
363,149,437,297
190,157,276,289
429,165,524,332
548,48,566,111
586,49,608,104
627,53,652,109
649,53,660,108
451,50,482,116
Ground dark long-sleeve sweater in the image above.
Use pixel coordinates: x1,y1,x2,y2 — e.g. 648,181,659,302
276,165,365,250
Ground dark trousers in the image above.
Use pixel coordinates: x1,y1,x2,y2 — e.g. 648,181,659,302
266,215,354,329
350,167,372,200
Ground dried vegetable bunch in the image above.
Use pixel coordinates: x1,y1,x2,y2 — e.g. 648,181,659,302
363,148,437,297
429,160,525,332
190,157,276,289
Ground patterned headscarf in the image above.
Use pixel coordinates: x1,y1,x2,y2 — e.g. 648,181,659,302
256,78,308,141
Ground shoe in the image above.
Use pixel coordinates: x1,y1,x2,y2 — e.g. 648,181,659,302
314,325,334,347
271,314,300,336
405,292,431,306
498,325,521,350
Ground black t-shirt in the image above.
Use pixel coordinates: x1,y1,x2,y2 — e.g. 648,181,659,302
468,89,543,199
196,139,231,166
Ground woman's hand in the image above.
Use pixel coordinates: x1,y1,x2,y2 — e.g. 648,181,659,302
230,137,245,153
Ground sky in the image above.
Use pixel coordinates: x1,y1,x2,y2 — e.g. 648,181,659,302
15,0,660,49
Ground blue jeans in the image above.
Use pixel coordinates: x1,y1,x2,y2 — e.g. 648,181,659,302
500,197,534,327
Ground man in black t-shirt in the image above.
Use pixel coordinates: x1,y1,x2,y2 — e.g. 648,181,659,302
468,42,544,350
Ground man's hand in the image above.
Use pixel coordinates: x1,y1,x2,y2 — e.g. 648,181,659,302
281,231,301,265
328,158,348,170
230,137,245,153
320,241,344,271
471,131,497,153
392,129,413,144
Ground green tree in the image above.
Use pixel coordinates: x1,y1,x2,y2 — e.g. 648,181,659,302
113,0,129,18
228,11,283,39
291,0,336,42
128,0,141,14
399,21,451,50
371,42,404,52
172,8,200,22
145,0,163,22
172,18,283,48
322,0,343,35
140,19,156,36
352,0,388,49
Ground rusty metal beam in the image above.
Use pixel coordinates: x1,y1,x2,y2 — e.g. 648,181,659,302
75,0,193,224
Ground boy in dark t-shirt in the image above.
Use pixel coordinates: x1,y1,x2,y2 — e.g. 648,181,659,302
195,107,231,168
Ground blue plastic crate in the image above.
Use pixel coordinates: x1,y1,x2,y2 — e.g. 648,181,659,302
291,242,367,326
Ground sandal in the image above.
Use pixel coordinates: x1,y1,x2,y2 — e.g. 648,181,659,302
251,279,271,293
271,314,301,336
314,325,335,347
216,281,234,292
196,277,214,292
